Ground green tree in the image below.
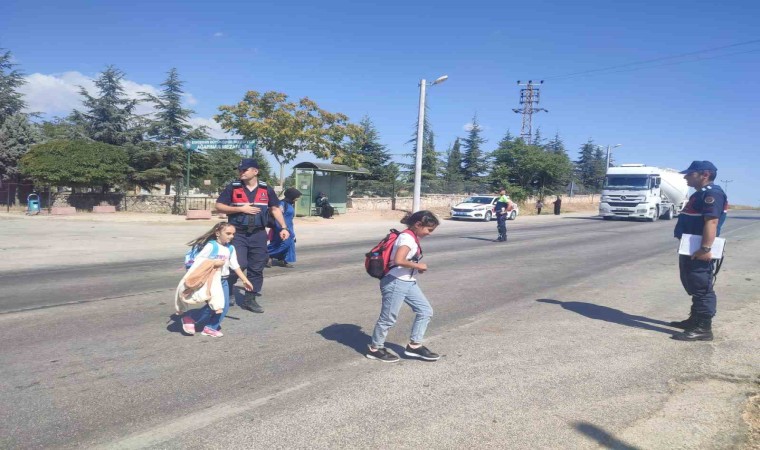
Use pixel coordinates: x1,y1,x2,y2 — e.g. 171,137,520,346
342,116,390,179
0,49,26,126
461,115,488,180
545,132,567,155
142,68,209,193
39,117,88,141
0,114,40,182
421,129,441,181
71,66,140,146
443,137,463,183
576,139,597,190
215,91,356,188
20,140,129,188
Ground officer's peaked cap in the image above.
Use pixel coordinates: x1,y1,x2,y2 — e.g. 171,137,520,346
680,160,717,174
238,158,259,170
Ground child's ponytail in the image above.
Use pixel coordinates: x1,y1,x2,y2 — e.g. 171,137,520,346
401,210,440,228
186,222,232,251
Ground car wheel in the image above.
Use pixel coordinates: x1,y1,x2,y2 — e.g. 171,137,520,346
483,211,492,222
509,211,517,220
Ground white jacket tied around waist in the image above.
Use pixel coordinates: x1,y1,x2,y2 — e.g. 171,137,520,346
174,259,225,313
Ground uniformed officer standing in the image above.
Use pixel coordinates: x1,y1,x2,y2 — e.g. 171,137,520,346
671,160,727,341
494,189,511,242
215,158,290,313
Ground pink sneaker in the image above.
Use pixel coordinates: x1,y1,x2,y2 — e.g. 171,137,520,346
201,327,223,338
181,315,195,335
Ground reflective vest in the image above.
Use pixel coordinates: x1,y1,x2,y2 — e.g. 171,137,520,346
227,180,270,230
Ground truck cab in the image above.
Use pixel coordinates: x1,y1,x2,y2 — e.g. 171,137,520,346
598,164,688,222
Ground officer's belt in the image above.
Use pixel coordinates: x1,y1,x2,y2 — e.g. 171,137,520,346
234,225,265,234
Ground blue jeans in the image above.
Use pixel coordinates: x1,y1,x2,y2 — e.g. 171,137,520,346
371,276,433,348
189,278,230,330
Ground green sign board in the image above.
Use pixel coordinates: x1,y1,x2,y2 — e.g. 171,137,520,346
184,139,256,151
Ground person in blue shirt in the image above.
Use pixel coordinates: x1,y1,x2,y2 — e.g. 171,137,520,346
670,160,727,341
267,187,301,268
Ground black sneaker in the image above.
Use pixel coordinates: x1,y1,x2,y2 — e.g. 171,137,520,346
240,292,264,313
366,347,399,363
404,345,440,361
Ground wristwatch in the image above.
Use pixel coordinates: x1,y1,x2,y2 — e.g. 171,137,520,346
700,246,712,253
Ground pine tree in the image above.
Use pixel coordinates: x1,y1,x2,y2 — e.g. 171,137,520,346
348,116,391,180
0,49,26,127
421,129,441,181
71,65,140,146
0,114,40,182
591,146,607,192
461,115,488,180
546,132,567,155
443,137,463,183
532,127,545,148
142,68,208,193
576,139,597,190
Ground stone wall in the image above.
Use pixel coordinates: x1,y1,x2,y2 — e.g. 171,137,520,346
348,194,598,212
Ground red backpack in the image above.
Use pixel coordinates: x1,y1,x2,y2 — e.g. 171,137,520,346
365,229,421,279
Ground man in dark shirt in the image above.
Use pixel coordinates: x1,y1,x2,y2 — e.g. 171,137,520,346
216,158,289,313
670,160,727,341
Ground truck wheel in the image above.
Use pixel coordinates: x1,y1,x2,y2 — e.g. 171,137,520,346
483,211,492,222
509,211,517,220
663,207,674,220
648,206,659,222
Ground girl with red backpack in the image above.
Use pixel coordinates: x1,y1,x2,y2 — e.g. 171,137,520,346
366,210,441,363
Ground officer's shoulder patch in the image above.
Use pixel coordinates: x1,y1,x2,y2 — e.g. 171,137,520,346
704,196,716,204
258,180,268,187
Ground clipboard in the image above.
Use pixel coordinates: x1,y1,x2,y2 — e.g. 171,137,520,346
678,234,725,259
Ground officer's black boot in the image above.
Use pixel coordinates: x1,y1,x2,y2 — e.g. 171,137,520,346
669,315,696,329
672,317,713,341
241,291,264,313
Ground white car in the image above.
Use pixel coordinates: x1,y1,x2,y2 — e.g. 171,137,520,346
450,195,519,221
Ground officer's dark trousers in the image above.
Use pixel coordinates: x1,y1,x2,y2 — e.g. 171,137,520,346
496,214,508,239
678,255,717,318
229,228,269,295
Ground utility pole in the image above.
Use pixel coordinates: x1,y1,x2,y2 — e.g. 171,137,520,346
512,80,548,144
720,179,733,196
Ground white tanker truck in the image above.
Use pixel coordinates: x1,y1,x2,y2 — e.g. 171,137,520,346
598,164,689,222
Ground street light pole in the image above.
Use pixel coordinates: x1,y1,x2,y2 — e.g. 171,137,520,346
412,75,448,213
720,179,733,196
605,143,623,169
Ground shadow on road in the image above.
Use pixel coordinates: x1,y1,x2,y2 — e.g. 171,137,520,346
460,236,498,242
317,323,408,358
536,299,678,335
573,421,641,450
561,216,602,220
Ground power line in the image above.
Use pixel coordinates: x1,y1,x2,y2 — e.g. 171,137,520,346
543,39,760,81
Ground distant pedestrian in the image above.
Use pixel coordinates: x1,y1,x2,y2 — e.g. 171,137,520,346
536,199,544,215
670,160,727,341
495,189,511,242
366,210,441,363
553,196,562,215
267,188,301,268
177,222,253,338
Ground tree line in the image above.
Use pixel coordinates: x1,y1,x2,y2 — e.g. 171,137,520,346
1,47,611,203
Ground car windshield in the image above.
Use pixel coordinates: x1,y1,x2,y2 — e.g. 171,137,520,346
462,197,493,204
605,176,649,190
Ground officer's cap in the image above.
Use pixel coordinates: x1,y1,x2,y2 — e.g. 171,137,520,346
680,160,717,174
238,158,259,171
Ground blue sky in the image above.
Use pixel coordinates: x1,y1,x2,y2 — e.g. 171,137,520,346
2,0,758,205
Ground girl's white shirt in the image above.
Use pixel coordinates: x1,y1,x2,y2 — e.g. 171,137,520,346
194,241,240,277
387,232,420,281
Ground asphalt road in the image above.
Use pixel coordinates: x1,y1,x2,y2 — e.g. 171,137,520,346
1,212,758,449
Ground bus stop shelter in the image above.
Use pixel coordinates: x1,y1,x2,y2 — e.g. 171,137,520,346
292,162,369,216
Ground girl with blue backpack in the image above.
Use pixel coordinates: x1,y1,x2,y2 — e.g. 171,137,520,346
179,222,253,337
366,210,441,363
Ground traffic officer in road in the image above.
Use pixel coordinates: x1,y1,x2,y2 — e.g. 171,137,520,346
215,158,290,313
670,160,727,341
495,189,511,242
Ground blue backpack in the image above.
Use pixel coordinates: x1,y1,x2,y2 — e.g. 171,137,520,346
184,240,219,270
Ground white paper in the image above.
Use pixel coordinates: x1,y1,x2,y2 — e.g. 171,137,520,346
678,234,725,259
